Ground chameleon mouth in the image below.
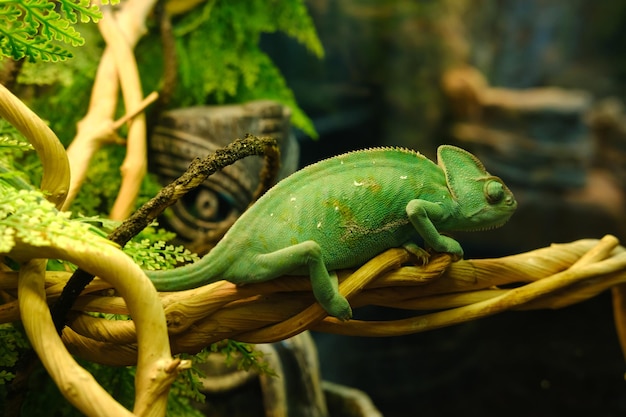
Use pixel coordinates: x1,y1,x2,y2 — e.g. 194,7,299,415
462,217,512,232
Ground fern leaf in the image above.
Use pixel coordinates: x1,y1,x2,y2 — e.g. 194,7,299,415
124,238,199,270
268,0,324,58
59,0,102,24
0,136,33,151
30,39,73,61
21,2,84,46
0,3,22,20
0,26,71,61
0,0,103,61
0,187,104,254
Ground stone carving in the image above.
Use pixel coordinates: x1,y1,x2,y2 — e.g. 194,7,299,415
149,100,299,250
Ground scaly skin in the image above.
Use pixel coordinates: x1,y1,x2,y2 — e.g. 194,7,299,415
147,145,517,320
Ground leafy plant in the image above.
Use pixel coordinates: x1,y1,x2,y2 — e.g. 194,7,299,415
0,187,97,253
124,238,200,270
0,0,109,62
210,340,277,376
139,0,323,137
0,323,30,383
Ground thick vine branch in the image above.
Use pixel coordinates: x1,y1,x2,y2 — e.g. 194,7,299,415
2,236,622,366
0,83,69,208
12,235,188,417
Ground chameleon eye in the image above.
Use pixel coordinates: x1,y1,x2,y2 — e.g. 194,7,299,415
485,180,505,204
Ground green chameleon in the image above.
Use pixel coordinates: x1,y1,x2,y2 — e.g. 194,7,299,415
147,145,517,320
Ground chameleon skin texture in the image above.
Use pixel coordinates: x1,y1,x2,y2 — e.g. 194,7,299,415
147,145,517,320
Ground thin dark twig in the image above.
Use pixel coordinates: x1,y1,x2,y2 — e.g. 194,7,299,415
50,134,281,334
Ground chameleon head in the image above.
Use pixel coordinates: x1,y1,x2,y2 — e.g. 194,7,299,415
437,145,517,231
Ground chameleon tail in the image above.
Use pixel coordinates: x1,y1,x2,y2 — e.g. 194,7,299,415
144,250,225,291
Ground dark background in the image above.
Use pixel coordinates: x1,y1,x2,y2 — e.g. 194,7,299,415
263,1,626,415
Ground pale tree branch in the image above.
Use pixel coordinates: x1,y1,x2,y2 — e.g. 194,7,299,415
12,237,189,417
98,6,149,220
0,83,69,208
62,0,159,212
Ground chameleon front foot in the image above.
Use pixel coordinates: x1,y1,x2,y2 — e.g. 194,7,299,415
402,242,431,265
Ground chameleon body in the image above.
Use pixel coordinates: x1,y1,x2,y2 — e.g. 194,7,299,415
147,145,517,320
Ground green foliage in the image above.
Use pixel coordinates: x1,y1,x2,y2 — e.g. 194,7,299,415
0,1,315,413
166,0,322,137
16,21,103,142
166,355,208,417
18,358,134,417
18,0,322,140
0,323,29,412
7,341,273,416
0,131,32,152
64,145,164,216
0,118,33,160
124,238,200,270
65,144,123,215
0,150,197,267
167,342,277,416
0,0,106,62
211,340,277,377
0,186,105,254
0,323,30,383
0,123,37,189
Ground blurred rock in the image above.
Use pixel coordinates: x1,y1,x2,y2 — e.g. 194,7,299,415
443,66,592,189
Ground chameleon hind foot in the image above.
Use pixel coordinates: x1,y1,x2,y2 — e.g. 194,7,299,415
249,241,353,320
315,271,352,320
322,294,352,321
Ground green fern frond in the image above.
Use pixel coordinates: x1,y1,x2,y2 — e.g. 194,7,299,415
0,187,106,254
0,323,30,386
0,135,33,151
236,51,317,137
20,1,84,46
267,0,324,58
124,239,200,270
0,125,36,189
59,0,101,24
211,340,277,376
0,0,105,62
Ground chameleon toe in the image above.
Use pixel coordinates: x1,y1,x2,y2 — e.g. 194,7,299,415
326,296,352,321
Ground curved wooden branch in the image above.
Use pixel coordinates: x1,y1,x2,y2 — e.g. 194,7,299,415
318,236,626,337
3,236,624,366
17,259,134,417
11,236,189,417
0,84,69,207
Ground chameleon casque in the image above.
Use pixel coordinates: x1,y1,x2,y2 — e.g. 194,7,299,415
147,145,517,320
